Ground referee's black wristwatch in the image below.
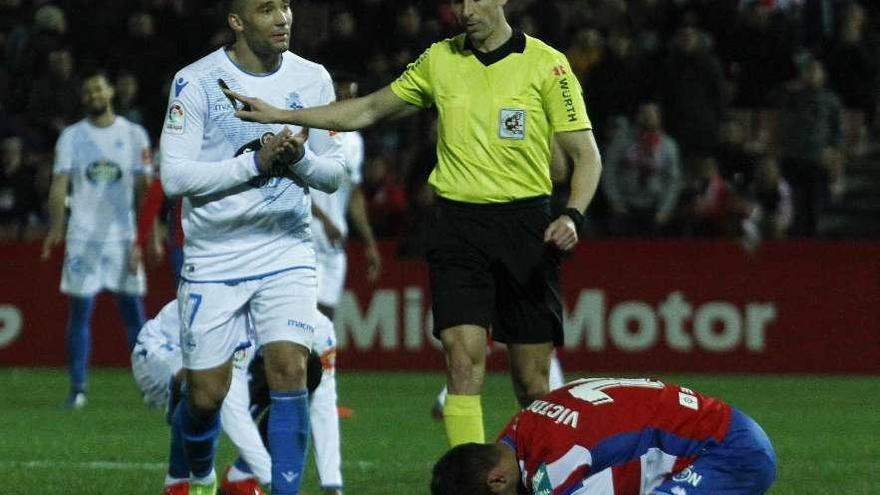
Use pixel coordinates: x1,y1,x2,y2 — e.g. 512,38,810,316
561,208,585,231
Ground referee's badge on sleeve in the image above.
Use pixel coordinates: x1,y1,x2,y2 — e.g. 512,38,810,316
499,108,526,140
164,100,186,135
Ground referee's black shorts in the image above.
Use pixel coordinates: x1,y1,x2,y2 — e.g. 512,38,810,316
426,195,563,346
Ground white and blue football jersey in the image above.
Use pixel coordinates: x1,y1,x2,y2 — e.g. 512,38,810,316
53,117,152,243
310,130,364,253
159,48,346,282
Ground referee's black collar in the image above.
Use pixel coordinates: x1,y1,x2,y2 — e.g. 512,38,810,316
465,30,526,66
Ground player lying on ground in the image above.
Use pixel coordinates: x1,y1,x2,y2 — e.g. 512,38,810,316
432,378,776,495
131,300,323,495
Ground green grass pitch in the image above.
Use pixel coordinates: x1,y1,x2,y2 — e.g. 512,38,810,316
1,369,878,494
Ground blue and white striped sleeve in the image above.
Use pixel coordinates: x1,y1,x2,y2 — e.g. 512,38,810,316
159,69,260,197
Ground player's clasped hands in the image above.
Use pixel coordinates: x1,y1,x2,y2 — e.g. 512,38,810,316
222,88,279,124
257,126,308,175
544,216,579,252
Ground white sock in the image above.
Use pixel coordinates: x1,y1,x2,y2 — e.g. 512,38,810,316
549,352,565,390
164,475,188,487
436,385,448,407
226,464,254,483
191,469,216,485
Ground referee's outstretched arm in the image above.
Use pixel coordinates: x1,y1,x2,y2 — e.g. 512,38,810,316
222,85,417,131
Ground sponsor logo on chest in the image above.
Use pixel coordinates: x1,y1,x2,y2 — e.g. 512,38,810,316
85,160,123,183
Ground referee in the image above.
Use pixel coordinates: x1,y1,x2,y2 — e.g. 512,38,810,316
224,0,602,448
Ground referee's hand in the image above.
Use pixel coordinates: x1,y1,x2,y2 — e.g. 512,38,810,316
545,216,578,251
222,89,281,124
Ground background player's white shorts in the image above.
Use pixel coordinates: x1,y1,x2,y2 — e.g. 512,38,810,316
131,343,182,408
315,249,346,308
177,267,317,370
61,240,146,296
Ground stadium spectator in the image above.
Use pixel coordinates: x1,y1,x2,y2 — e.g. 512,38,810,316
431,378,776,495
603,102,682,237
111,11,175,135
687,156,750,238
26,47,79,146
40,71,153,409
5,4,68,113
0,135,47,239
585,30,648,140
389,4,434,71
800,0,849,55
114,71,145,126
659,25,725,161
716,118,760,192
315,10,367,75
222,0,602,451
725,0,798,107
744,154,794,242
825,3,878,130
564,27,603,81
779,58,843,236
0,135,23,234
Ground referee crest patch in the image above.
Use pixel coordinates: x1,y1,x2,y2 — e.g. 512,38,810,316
499,108,526,140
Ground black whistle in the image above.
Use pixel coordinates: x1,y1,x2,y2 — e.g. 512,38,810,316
217,79,252,111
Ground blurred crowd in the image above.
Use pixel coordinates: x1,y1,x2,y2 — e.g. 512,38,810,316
1,0,878,247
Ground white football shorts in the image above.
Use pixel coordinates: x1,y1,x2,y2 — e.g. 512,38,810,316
61,240,146,296
316,249,347,308
177,267,317,370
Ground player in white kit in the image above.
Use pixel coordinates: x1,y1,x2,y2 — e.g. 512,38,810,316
308,73,382,495
159,1,345,494
42,71,152,409
131,301,271,495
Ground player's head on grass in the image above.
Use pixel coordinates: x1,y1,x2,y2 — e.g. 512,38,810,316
450,0,510,48
431,442,522,495
80,70,114,118
225,0,292,59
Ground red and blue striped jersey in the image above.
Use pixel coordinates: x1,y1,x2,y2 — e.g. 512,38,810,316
499,378,731,494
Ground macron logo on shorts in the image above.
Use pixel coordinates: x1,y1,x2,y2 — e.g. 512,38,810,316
288,320,315,333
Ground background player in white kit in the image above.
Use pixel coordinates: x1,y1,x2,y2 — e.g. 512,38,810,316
42,71,152,409
158,1,345,494
131,301,271,495
308,72,382,495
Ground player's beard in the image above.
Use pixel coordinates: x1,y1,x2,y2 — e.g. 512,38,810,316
245,30,289,58
86,102,110,118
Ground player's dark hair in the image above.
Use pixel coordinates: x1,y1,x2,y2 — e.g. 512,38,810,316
80,69,111,88
224,0,246,15
431,443,499,495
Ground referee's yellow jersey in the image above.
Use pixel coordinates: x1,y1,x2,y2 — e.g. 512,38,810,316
390,31,591,204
